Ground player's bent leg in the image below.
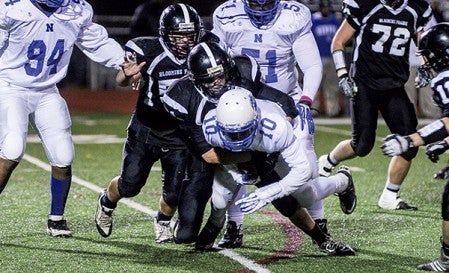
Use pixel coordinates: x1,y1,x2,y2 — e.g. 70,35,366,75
218,185,245,248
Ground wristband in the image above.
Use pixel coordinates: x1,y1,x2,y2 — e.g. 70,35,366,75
418,119,449,144
298,95,312,107
332,50,346,70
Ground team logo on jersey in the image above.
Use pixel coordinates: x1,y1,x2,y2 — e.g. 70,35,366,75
254,34,263,43
159,69,185,78
46,23,55,32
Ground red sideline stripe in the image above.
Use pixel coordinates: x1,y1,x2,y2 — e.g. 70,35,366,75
232,210,303,273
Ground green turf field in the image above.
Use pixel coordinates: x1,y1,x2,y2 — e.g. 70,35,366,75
0,112,445,273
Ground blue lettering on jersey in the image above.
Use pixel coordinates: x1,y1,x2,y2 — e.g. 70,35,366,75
5,0,20,6
46,23,54,32
254,34,263,43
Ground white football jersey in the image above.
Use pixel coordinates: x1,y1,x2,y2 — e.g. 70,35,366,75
0,0,124,89
203,99,313,202
212,0,316,97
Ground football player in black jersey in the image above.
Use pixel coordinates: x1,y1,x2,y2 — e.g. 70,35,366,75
380,23,449,271
94,3,227,245
318,0,433,211
162,42,356,255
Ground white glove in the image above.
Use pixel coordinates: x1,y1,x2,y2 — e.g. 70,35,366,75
338,74,358,97
235,192,269,214
381,134,412,157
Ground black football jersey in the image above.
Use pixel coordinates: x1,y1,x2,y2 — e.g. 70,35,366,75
343,0,432,90
123,31,219,148
162,55,298,156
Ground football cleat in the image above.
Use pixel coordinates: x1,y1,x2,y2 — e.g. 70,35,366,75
318,154,336,177
378,189,417,211
47,219,72,238
195,220,222,251
312,218,330,246
336,165,357,214
217,221,243,248
95,189,114,238
434,164,449,180
318,236,355,256
154,219,173,243
418,249,449,271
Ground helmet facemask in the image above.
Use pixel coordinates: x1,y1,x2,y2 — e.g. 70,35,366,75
243,0,280,28
380,0,404,9
36,0,65,9
165,31,200,59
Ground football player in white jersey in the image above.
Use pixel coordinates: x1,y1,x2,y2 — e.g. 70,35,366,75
0,0,124,237
211,0,324,247
202,87,356,254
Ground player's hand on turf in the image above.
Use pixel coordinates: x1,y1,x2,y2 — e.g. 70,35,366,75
381,134,412,156
426,141,449,163
235,192,268,214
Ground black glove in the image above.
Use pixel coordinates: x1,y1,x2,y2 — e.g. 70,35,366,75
426,141,449,163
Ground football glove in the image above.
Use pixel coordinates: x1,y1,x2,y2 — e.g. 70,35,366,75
415,65,433,88
338,74,358,98
426,141,449,163
381,134,412,157
235,192,269,214
296,102,315,135
235,170,260,185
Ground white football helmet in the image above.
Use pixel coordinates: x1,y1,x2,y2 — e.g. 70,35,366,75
216,87,258,152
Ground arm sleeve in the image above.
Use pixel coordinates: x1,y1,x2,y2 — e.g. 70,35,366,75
76,22,125,70
292,31,323,102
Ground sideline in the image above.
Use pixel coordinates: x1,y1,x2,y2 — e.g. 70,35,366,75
22,153,271,273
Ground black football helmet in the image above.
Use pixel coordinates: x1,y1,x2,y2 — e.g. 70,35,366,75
380,0,404,9
418,23,449,72
159,4,204,59
188,42,235,103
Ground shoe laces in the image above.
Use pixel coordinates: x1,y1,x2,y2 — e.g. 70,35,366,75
98,207,113,227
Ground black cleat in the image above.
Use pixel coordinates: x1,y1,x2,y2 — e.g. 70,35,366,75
217,221,243,248
336,166,357,214
47,219,72,238
318,236,355,256
434,164,449,180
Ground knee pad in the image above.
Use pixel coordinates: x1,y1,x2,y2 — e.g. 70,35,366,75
46,133,74,167
1,132,26,161
162,191,178,207
272,195,298,217
400,146,418,161
442,182,449,221
174,224,196,244
351,140,373,157
117,177,141,198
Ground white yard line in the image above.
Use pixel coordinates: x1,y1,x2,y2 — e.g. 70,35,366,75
21,153,271,273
